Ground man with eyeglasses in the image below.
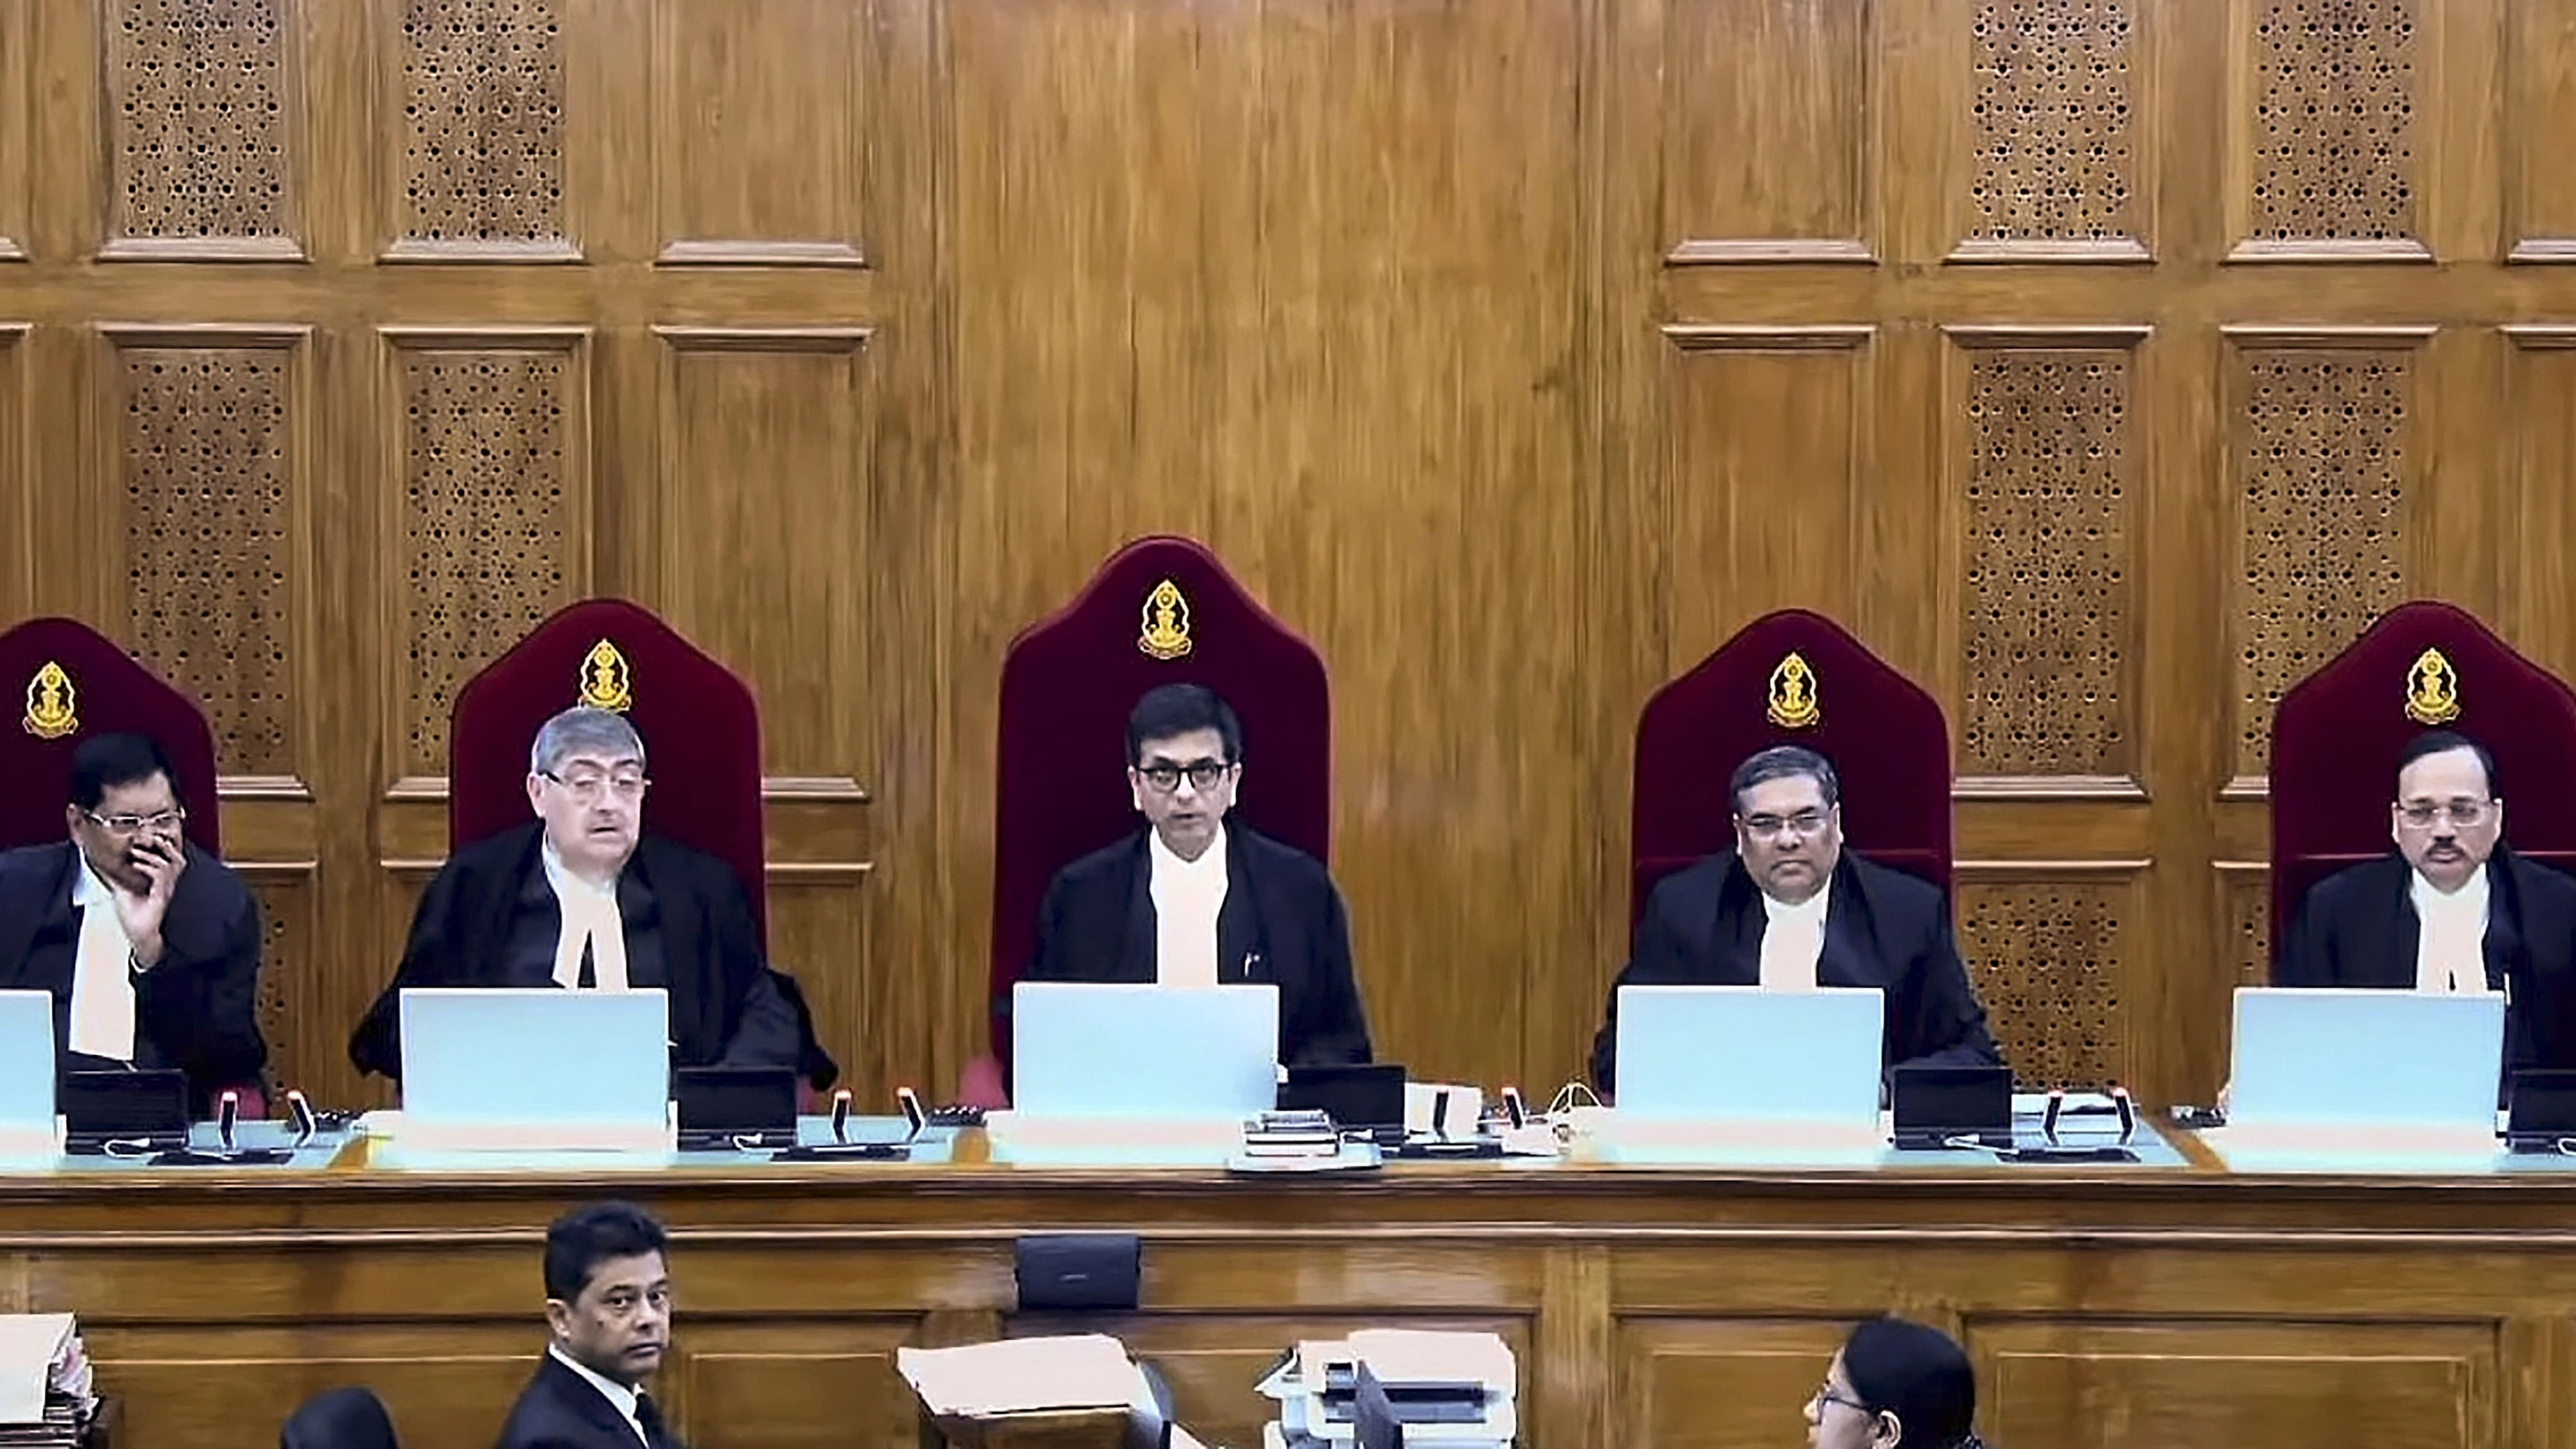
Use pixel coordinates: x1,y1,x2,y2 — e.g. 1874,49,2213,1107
1588,744,1999,1094
497,1200,684,1449
349,706,813,1082
1024,682,1371,1067
0,731,266,1113
2278,730,2576,1072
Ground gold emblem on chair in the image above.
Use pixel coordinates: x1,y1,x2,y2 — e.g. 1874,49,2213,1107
578,639,634,713
21,661,76,740
2403,646,2460,726
1766,652,1821,730
1137,578,1194,661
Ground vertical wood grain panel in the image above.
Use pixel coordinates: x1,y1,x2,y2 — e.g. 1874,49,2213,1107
0,1,26,260
651,0,868,265
0,326,24,621
1657,328,1874,672
1662,0,1874,262
2506,328,2576,679
2507,0,2576,262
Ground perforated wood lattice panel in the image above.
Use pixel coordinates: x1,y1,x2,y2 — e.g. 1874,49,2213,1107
120,347,294,775
107,0,291,242
2225,871,2273,986
1969,0,2136,242
2250,0,2419,241
400,349,573,776
398,0,565,245
2232,350,2412,776
1961,350,2135,777
1959,880,2125,1089
250,877,300,1098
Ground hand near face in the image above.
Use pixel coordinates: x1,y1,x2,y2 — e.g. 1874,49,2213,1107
113,831,185,967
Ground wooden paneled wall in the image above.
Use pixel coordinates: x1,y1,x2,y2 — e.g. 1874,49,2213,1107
4,0,2575,1110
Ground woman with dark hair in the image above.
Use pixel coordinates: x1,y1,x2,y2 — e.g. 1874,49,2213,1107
1804,1315,1987,1449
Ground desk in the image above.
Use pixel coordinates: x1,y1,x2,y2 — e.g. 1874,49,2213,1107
0,1128,2568,1449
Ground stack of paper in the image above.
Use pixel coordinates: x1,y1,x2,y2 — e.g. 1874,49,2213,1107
1255,1330,1516,1449
898,1334,1148,1419
0,1316,97,1448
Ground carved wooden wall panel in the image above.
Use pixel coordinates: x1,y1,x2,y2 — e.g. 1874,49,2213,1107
105,331,307,780
2225,333,2422,784
2238,0,2422,254
241,871,311,1102
652,0,870,265
1614,1317,1863,1449
2222,866,2271,987
385,331,589,782
0,326,23,620
1948,331,2143,784
0,3,25,260
391,0,566,256
2507,328,2576,680
2507,0,2576,260
103,0,301,258
1956,874,2129,1089
1661,0,1873,262
1963,0,2139,254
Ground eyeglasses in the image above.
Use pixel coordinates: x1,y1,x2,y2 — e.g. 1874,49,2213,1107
1136,760,1231,794
2397,799,2493,829
542,769,650,803
1740,809,1830,840
1813,1382,1870,1416
82,806,186,836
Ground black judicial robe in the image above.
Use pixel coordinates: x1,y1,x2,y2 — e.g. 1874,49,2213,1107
349,822,831,1085
494,1353,684,1449
0,840,268,1114
1589,849,2003,1095
1026,822,1373,1069
2275,847,2576,1074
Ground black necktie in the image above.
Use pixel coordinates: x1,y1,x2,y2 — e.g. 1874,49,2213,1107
634,1391,669,1449
576,936,597,991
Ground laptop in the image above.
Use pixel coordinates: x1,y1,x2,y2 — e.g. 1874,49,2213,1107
1613,985,1884,1128
0,991,55,1157
2228,987,2503,1132
1011,982,1279,1119
398,988,671,1151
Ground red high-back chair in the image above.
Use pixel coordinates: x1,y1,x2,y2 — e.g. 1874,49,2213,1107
1632,609,1953,919
0,618,222,855
0,618,260,1113
2270,600,2576,950
979,537,1331,1098
449,598,770,943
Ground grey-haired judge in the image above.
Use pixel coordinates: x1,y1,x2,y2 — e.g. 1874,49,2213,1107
350,706,825,1083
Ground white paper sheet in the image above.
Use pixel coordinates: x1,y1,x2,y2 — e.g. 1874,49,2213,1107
896,1333,1142,1417
0,1316,75,1425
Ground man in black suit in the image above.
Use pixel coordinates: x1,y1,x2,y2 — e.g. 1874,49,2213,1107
2277,729,2576,1074
496,1201,683,1449
1589,745,2002,1094
0,732,265,1113
1026,682,1372,1067
349,706,832,1087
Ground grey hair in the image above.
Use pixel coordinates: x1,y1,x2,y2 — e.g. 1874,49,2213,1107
529,706,646,777
1729,744,1840,813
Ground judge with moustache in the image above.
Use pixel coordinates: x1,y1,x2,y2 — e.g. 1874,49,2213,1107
2277,729,2576,1072
1590,745,2001,1094
1026,682,1372,1067
497,1200,684,1449
350,706,821,1083
0,732,267,1112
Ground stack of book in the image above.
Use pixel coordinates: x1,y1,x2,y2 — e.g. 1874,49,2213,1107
1256,1330,1516,1449
0,1315,98,1449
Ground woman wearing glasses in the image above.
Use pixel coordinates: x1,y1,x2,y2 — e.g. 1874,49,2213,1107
1806,1316,1987,1449
2277,729,2576,1075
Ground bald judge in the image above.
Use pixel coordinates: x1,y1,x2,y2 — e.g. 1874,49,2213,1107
2277,729,2576,1074
350,707,829,1084
1590,745,2002,1094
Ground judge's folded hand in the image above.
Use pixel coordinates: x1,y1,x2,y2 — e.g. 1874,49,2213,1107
113,830,186,968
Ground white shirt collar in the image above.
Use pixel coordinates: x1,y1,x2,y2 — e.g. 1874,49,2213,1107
70,854,115,911
2410,860,2491,919
1148,821,1227,880
542,838,621,902
1759,876,1831,924
547,1344,644,1438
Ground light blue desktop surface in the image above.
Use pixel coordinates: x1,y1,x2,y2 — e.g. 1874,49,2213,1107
0,1121,354,1175
1595,1116,2193,1169
369,1115,954,1172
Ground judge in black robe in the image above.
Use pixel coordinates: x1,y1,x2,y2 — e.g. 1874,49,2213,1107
0,733,266,1114
1589,745,2001,1095
2274,732,2576,1075
1022,682,1372,1070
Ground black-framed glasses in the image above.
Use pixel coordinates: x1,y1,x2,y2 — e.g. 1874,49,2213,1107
541,769,650,803
1813,1381,1871,1415
82,806,186,836
2396,799,2493,829
1136,759,1231,794
1740,808,1830,840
